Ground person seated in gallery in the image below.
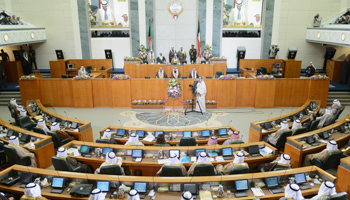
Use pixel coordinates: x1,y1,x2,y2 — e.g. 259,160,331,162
156,153,187,176
125,133,144,146
216,151,248,175
19,109,27,117
310,181,337,200
189,68,199,79
55,147,93,173
222,131,241,145
291,120,301,135
20,183,48,200
128,189,140,200
303,140,338,166
303,114,316,131
317,108,336,128
78,66,87,76
258,153,292,172
207,136,218,145
36,119,49,134
171,67,180,79
95,151,122,174
8,136,37,167
101,129,111,140
187,151,217,176
331,99,341,111
267,121,289,146
156,53,166,64
280,184,304,200
155,67,167,78
306,62,316,77
50,122,76,141
171,54,180,65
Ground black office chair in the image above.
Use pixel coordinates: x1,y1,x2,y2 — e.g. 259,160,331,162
292,127,307,136
227,166,249,175
4,145,31,166
230,140,244,144
270,130,292,151
192,164,216,176
33,127,47,135
155,144,171,146
86,66,92,74
260,67,268,75
179,137,196,146
308,119,320,131
7,103,13,113
0,143,7,164
158,165,184,177
47,131,70,150
326,192,348,200
214,71,224,78
61,74,69,78
324,115,336,127
95,139,110,144
310,150,343,170
335,106,345,121
18,116,37,131
52,156,82,172
99,165,124,175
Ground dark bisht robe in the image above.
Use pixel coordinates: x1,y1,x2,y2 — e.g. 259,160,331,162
340,60,350,84
0,62,7,88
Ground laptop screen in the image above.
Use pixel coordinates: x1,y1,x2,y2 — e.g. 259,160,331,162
102,147,113,155
183,131,192,137
132,149,143,158
117,129,125,136
222,148,232,156
19,172,32,184
52,177,64,188
235,180,248,191
155,131,163,137
51,117,57,123
201,130,210,137
219,128,227,135
136,130,145,137
134,182,147,193
97,181,110,192
7,130,14,137
71,122,78,129
265,176,279,188
322,131,329,139
183,183,198,195
195,149,205,156
80,145,90,154
248,145,260,154
294,173,307,184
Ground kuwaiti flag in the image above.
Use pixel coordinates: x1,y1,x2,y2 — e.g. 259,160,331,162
148,18,153,51
197,19,200,56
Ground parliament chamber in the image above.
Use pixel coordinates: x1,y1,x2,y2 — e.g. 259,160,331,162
1,0,350,199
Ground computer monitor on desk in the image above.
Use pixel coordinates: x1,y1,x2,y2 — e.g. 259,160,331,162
102,147,113,155
155,131,163,138
97,181,110,193
136,130,145,138
183,131,192,137
134,182,147,199
51,177,65,194
116,129,125,138
201,130,210,137
234,179,249,197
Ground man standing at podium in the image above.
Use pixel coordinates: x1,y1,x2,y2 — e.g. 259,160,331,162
177,47,186,63
196,77,207,113
189,45,197,64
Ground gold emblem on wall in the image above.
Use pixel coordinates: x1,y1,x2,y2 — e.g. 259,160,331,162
168,0,184,20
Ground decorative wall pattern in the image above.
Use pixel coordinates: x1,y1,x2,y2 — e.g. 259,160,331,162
306,28,350,47
0,29,46,47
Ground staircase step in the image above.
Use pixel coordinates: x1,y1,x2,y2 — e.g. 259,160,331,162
0,91,21,95
0,94,21,98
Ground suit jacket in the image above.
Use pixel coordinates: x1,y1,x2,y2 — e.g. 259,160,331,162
169,50,176,62
303,119,314,130
156,56,166,64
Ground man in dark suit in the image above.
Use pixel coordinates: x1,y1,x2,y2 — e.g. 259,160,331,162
303,114,316,130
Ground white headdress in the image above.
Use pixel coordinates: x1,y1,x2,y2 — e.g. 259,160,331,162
278,154,291,165
9,136,19,145
57,147,68,158
89,189,106,200
333,99,341,106
181,191,193,200
284,184,304,200
20,109,27,116
292,120,301,129
127,189,140,200
197,151,208,163
38,119,48,129
126,133,139,144
24,183,42,197
168,153,180,165
106,152,117,164
317,181,336,196
326,140,338,151
51,122,60,131
281,121,289,130
10,98,16,106
233,151,245,163
16,105,23,112
102,129,111,138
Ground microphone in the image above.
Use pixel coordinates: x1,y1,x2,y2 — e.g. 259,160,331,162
279,109,284,117
238,135,244,150
52,107,57,116
228,120,232,127
118,120,122,128
64,111,68,118
267,112,273,121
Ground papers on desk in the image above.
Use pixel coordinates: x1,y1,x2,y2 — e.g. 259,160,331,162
215,156,225,162
207,157,214,162
0,133,6,138
251,187,265,197
143,135,155,142
259,146,273,156
71,128,79,132
261,129,267,133
157,159,169,164
318,139,328,144
135,158,142,162
73,149,80,157
180,156,190,163
191,156,197,162
199,191,213,200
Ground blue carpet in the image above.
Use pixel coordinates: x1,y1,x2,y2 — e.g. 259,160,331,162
329,82,350,92
0,82,20,91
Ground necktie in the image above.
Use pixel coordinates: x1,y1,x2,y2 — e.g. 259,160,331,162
237,9,241,20
104,10,108,20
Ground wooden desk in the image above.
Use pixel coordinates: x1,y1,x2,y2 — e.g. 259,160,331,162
283,60,302,78
2,61,23,82
49,59,67,78
249,100,321,142
0,165,336,200
327,60,343,82
336,157,350,196
61,141,277,176
26,100,93,142
240,68,255,78
100,126,239,146
0,119,55,168
240,59,285,73
284,115,350,167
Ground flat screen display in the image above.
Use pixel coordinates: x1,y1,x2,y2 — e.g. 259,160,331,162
132,149,143,158
155,131,163,137
134,182,147,193
195,149,205,156
7,130,14,137
80,145,90,154
169,150,180,158
51,117,57,123
235,180,248,191
117,129,125,136
219,128,227,135
136,130,145,137
294,173,307,184
183,131,192,137
71,122,78,129
19,172,32,184
265,176,279,188
183,183,198,195
52,177,64,188
97,181,110,192
222,147,232,156
102,147,113,155
201,130,210,137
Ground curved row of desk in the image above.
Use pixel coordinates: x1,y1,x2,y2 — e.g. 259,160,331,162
249,99,321,142
25,100,93,142
99,126,239,146
60,141,276,176
0,165,336,200
285,115,350,167
0,119,55,168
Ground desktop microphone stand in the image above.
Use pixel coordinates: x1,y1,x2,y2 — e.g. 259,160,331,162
185,92,203,115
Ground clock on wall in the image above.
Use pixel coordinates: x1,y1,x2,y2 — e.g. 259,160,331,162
30,32,35,39
341,33,345,41
317,32,321,39
3,34,8,42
